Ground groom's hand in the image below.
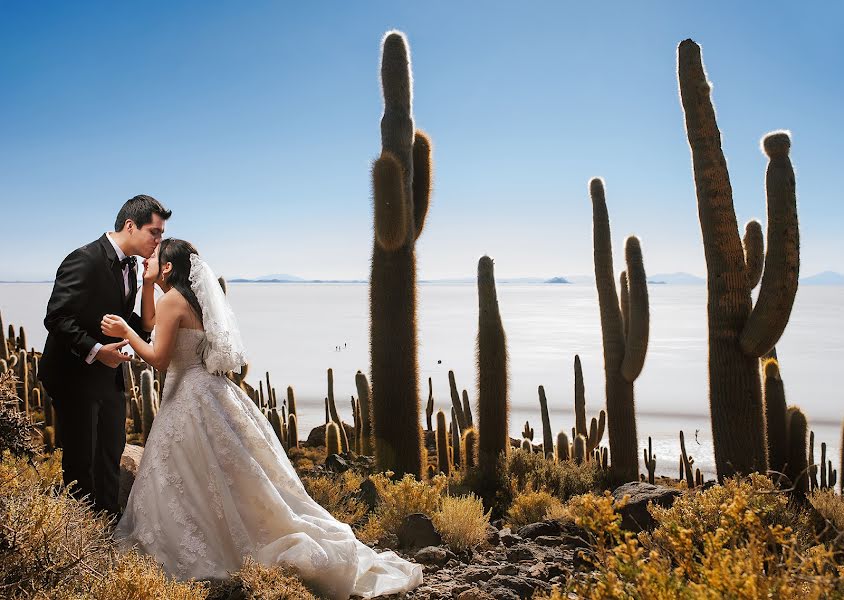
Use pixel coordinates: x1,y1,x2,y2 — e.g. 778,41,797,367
95,340,131,368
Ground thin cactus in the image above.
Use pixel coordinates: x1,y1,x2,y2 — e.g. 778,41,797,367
601,447,609,470
809,431,818,491
477,256,509,485
587,411,606,454
369,31,431,478
448,370,468,433
18,327,27,354
680,430,695,488
326,421,342,456
644,436,656,485
538,385,553,458
556,431,570,462
451,408,461,468
436,410,450,475
695,469,704,488
354,372,373,454
462,428,477,469
0,311,7,362
678,39,799,480
324,397,329,424
425,377,434,432
287,386,297,417
820,442,827,490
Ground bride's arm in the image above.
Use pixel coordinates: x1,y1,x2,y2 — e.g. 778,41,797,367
140,256,158,331
102,293,180,371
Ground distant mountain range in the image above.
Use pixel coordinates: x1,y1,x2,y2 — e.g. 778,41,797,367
6,271,843,285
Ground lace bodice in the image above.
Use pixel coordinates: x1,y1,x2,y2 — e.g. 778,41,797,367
167,328,206,372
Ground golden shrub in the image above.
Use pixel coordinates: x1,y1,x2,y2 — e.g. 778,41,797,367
370,473,447,534
302,470,367,525
506,489,564,529
226,557,319,600
537,476,844,599
809,488,844,531
432,494,490,552
84,551,208,600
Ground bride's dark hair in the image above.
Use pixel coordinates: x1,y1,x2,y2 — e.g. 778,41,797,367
158,238,204,323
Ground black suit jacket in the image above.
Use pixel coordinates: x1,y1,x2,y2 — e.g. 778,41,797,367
39,234,150,397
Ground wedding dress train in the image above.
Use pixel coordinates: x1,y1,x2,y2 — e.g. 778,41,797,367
114,328,422,599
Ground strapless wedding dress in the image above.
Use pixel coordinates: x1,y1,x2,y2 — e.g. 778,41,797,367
114,328,422,599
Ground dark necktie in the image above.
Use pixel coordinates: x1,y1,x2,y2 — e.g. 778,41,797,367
120,256,137,270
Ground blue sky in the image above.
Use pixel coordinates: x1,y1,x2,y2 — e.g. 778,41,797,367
1,1,841,281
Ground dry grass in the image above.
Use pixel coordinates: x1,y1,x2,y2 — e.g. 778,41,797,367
302,470,368,526
505,489,564,529
287,446,326,473
537,476,844,599
431,494,490,552
809,488,844,552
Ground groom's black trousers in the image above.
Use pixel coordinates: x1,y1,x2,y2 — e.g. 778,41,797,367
51,380,126,515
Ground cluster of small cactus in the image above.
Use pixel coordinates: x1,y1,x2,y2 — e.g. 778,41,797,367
678,39,800,481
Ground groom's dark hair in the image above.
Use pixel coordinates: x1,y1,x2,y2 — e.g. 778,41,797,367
115,195,172,231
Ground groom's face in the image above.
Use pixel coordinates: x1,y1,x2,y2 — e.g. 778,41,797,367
133,214,166,258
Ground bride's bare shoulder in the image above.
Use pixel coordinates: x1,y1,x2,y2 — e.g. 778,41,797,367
159,288,189,311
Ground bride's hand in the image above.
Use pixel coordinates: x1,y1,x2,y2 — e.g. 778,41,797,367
143,250,160,285
101,314,130,338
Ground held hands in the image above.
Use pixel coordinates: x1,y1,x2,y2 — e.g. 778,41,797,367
95,340,131,368
101,314,130,338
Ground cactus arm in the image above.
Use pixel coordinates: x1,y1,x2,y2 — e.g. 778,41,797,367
740,132,800,357
621,236,649,383
762,359,788,479
461,389,473,428
619,272,630,341
412,131,432,239
743,220,764,290
448,370,467,431
373,152,408,251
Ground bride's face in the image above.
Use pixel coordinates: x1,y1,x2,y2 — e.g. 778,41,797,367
144,244,163,286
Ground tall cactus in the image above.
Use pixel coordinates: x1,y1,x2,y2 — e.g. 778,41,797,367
477,256,509,484
763,359,788,480
556,431,570,463
0,311,8,362
461,390,473,428
326,422,342,456
448,371,468,433
369,31,432,478
326,368,349,453
574,355,587,439
462,428,477,469
678,39,799,480
590,178,649,483
785,407,808,494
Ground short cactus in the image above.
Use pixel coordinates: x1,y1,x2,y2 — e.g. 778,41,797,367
451,408,461,467
522,421,534,442
287,413,299,450
354,372,372,454
520,439,532,453
556,431,570,463
763,359,788,482
461,390,473,429
785,407,809,494
680,430,695,488
678,39,799,479
287,386,297,417
326,421,342,456
574,434,587,465
644,437,656,485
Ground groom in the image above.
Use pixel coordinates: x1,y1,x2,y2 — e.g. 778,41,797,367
39,195,171,517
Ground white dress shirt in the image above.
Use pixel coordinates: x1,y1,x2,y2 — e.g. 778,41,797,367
85,233,133,364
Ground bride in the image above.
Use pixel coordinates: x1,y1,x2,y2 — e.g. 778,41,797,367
101,238,422,599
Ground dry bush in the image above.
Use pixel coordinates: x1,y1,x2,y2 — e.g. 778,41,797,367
431,494,490,552
0,372,39,459
287,446,326,473
809,488,844,552
225,557,319,600
506,489,564,529
302,470,367,526
357,473,447,544
81,551,208,600
538,476,844,599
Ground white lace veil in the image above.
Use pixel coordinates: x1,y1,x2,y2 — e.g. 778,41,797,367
188,254,248,374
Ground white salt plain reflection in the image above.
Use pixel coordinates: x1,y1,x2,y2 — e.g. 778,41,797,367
2,282,841,481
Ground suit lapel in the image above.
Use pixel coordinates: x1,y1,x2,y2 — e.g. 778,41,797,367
98,234,127,306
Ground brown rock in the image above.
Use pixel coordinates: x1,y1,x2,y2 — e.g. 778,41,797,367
119,444,144,510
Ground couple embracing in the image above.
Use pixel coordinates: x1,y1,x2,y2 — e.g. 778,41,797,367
39,195,422,599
